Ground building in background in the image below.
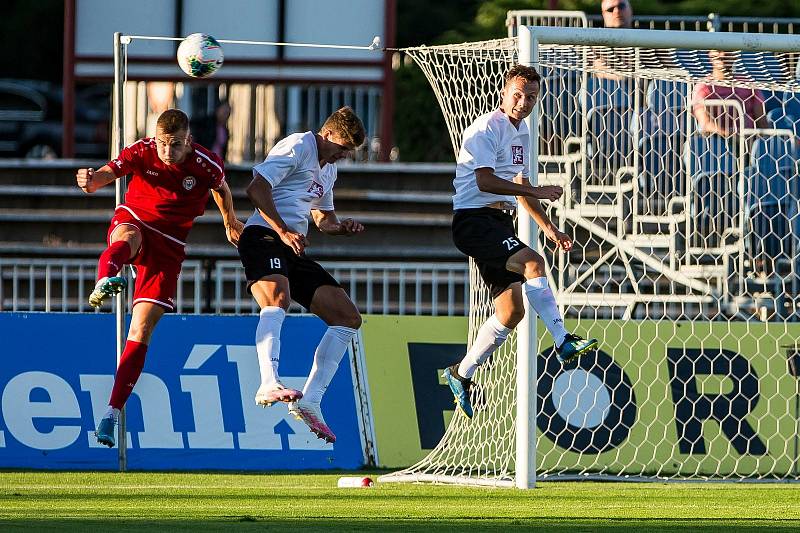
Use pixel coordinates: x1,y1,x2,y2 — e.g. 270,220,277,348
63,0,396,162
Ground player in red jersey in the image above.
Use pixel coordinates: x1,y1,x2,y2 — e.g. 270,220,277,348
75,109,244,448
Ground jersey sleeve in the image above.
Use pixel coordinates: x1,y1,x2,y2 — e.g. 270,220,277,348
208,151,226,190
108,140,143,176
252,137,300,187
461,124,498,170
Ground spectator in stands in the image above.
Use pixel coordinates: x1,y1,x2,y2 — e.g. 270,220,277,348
593,0,634,78
191,101,231,161
692,50,768,137
601,0,633,29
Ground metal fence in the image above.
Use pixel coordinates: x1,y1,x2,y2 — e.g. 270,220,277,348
0,259,469,316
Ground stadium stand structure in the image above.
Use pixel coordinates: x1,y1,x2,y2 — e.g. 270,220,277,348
0,162,460,261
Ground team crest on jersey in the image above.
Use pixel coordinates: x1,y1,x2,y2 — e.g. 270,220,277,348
307,180,324,198
512,145,524,165
182,176,197,190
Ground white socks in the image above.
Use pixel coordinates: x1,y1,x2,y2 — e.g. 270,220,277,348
103,406,121,421
302,326,358,405
523,277,568,347
457,315,511,379
256,306,286,387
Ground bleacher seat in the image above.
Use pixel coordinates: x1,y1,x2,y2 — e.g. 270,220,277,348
586,104,634,186
583,76,632,111
684,135,740,249
639,133,685,215
749,135,797,201
745,135,799,275
643,79,690,137
540,72,581,156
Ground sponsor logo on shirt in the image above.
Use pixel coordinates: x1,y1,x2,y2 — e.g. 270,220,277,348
182,176,197,190
307,180,324,198
146,170,159,176
512,145,524,165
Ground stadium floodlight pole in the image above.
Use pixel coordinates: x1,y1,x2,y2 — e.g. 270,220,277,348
112,31,128,472
515,25,539,490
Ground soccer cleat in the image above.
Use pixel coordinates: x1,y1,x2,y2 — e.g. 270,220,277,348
95,416,117,448
288,400,336,443
555,333,598,363
255,382,303,407
443,364,474,419
88,276,127,308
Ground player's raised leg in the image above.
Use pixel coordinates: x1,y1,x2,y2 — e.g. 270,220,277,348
95,302,165,447
249,274,302,406
507,247,597,363
288,285,360,443
89,223,141,308
444,285,521,418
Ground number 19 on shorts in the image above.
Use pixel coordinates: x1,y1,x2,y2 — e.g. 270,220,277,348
269,258,281,269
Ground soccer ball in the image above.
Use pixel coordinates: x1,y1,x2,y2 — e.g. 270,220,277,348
177,33,224,78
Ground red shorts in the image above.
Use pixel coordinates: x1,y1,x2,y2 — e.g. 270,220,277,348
107,206,187,311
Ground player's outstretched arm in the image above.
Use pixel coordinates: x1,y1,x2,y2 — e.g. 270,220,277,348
75,165,117,194
311,209,365,236
211,181,244,246
475,167,562,201
246,176,308,255
514,174,572,252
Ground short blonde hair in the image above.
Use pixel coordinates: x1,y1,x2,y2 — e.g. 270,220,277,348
320,107,366,148
156,109,190,134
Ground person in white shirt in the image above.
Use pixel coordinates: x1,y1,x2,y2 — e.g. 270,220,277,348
237,107,366,443
445,65,598,419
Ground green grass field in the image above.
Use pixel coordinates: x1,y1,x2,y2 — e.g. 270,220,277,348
0,471,798,531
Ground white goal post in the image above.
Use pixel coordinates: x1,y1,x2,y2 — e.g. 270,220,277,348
381,26,800,488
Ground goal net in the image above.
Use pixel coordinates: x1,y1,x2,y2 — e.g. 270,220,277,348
381,27,800,486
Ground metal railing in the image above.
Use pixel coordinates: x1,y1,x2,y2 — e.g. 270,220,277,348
0,259,469,316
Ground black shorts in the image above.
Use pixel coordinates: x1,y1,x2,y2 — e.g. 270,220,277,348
237,225,341,310
452,208,527,298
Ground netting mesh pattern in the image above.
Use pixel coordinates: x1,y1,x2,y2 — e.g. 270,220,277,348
382,37,800,484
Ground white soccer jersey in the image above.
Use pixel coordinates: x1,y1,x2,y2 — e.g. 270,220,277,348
245,131,336,236
452,109,530,210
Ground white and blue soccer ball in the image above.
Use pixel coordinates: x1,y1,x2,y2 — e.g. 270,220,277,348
177,33,224,78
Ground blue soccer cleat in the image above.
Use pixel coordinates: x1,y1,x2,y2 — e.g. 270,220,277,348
556,333,598,363
443,365,474,419
95,416,116,448
88,276,127,308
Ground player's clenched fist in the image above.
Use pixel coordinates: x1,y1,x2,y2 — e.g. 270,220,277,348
339,218,364,236
534,185,563,202
76,168,97,193
278,227,308,255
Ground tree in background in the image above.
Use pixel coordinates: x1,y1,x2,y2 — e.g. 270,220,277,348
394,0,800,162
2,0,63,83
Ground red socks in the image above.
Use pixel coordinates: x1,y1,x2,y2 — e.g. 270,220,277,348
108,340,148,409
97,241,131,280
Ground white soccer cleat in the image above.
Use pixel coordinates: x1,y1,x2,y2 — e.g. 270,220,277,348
288,399,336,443
255,382,303,407
88,276,127,308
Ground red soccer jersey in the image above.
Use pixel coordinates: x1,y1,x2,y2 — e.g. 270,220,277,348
108,138,225,242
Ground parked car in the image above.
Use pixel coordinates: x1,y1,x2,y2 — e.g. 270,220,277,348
0,79,110,159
